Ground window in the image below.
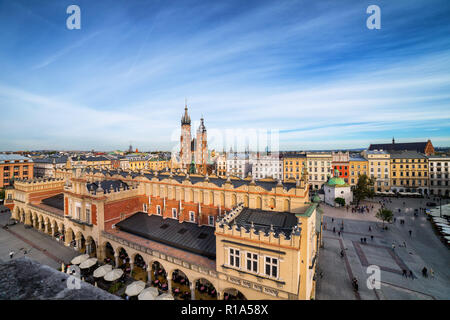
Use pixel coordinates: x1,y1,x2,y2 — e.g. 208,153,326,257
246,252,258,273
229,248,240,268
189,211,195,222
265,256,278,278
76,206,81,220
85,208,91,224
208,215,214,226
172,208,177,219
156,205,161,215
143,204,148,212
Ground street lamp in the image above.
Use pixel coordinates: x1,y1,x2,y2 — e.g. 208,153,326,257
439,195,442,218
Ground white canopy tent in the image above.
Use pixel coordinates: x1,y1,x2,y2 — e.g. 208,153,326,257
79,257,98,269
93,264,113,278
125,280,146,297
71,254,89,265
138,287,159,300
104,268,124,282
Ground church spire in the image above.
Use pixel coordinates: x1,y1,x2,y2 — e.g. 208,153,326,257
181,100,191,125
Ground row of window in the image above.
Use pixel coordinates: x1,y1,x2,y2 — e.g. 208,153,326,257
144,204,215,226
228,248,279,279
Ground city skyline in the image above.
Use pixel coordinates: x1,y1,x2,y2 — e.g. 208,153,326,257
1,0,450,151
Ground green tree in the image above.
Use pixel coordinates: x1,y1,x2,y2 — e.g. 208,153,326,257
352,174,375,205
376,208,393,226
335,197,346,206
0,188,5,200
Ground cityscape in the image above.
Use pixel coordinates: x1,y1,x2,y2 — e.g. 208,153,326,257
0,0,449,308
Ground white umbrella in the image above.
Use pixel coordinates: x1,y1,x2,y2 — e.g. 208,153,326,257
93,264,113,278
71,254,89,265
138,287,159,300
79,257,98,269
156,293,174,300
104,268,124,281
125,280,146,297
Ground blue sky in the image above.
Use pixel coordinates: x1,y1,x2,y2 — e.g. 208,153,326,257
0,0,450,151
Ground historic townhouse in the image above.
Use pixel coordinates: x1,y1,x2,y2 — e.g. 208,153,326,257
282,153,307,182
11,166,320,300
362,150,390,192
331,151,350,184
226,153,251,179
249,153,283,180
428,155,450,197
348,155,369,186
389,151,429,194
306,152,332,190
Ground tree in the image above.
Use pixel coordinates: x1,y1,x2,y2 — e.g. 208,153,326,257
0,188,4,200
352,174,375,205
376,208,393,226
335,197,346,207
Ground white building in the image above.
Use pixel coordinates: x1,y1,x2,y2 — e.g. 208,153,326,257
306,152,333,190
428,155,450,197
324,169,353,207
250,153,282,180
226,153,251,179
33,157,67,178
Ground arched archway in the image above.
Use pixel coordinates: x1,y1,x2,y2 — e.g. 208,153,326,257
38,215,44,231
223,288,247,300
103,242,115,265
170,269,191,300
131,254,147,281
117,247,130,273
256,196,262,209
86,236,97,258
194,278,217,300
231,194,237,207
284,199,290,211
65,228,76,249
76,232,86,253
151,261,168,292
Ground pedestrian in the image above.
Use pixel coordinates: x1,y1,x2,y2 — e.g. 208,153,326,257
394,217,396,223
403,241,407,247
368,226,372,232
9,251,14,259
371,235,374,241
409,230,412,237
409,270,414,279
392,243,395,250
430,268,434,278
332,218,334,223
364,237,367,243
402,269,407,277
338,231,341,236
422,267,428,278
333,227,336,233
360,238,363,243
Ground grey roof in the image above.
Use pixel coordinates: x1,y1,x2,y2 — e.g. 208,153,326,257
115,212,216,259
231,207,299,237
369,141,429,153
389,151,427,159
0,257,120,300
86,169,299,192
0,154,33,164
41,193,64,211
33,156,68,164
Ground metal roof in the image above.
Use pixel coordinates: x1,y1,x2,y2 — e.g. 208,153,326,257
41,193,64,211
115,212,216,259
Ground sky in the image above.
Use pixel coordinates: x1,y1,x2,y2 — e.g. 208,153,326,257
0,0,450,152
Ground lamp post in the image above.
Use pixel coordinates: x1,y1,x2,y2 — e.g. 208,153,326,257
439,195,442,218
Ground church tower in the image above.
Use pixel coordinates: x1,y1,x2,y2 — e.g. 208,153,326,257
195,117,208,174
180,103,192,170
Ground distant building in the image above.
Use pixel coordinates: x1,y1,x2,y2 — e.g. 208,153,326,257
348,155,369,186
389,151,429,194
249,153,282,180
33,156,67,178
226,153,251,178
368,138,435,156
428,155,450,197
362,150,390,192
306,152,332,190
0,154,34,188
282,153,307,182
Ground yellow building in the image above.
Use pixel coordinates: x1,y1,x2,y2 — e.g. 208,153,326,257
349,155,369,186
283,154,307,182
67,156,112,169
362,150,390,192
128,157,147,171
390,151,428,194
147,158,171,172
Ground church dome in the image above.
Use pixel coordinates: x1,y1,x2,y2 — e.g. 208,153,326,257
312,194,321,203
327,177,346,186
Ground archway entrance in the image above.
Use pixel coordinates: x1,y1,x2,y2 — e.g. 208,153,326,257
118,248,130,275
132,254,147,281
87,237,97,257
151,261,168,293
194,278,217,300
171,269,191,300
223,288,247,300
103,242,115,265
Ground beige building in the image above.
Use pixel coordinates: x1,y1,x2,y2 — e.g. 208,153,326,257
428,155,450,197
390,151,428,194
11,166,321,300
306,152,332,190
362,150,390,192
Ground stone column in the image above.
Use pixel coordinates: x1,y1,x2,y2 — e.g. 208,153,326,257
44,222,49,234
167,276,172,294
12,209,19,221
51,225,56,237
190,282,195,300
64,230,71,247
147,265,152,284
114,253,119,268
217,290,222,300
